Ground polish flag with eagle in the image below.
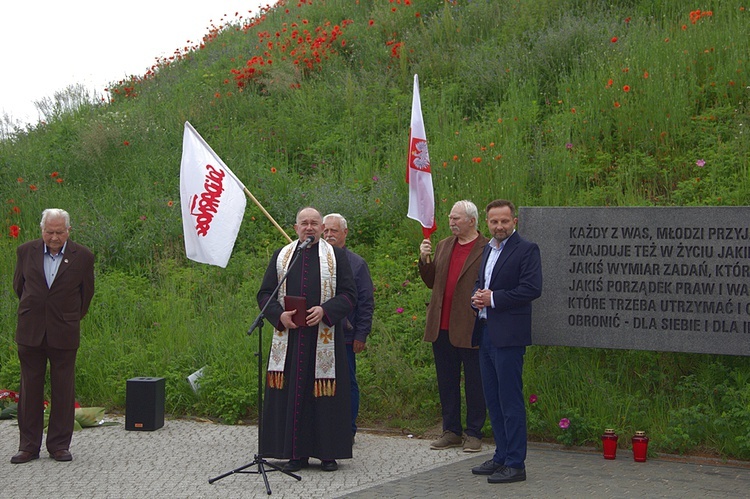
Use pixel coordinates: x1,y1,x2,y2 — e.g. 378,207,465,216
406,74,437,239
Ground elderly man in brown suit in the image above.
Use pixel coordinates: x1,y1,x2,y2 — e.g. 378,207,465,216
418,200,488,452
11,208,95,464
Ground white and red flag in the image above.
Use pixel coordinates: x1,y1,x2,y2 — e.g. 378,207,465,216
406,74,437,239
180,121,247,268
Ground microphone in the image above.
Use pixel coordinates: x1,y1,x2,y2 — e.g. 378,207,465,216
298,235,315,250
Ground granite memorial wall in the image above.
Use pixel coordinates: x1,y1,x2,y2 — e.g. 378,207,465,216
521,207,750,356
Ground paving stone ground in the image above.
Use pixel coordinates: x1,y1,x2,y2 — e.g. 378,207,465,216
1,416,748,498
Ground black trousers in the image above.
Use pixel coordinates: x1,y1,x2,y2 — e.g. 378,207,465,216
432,329,486,438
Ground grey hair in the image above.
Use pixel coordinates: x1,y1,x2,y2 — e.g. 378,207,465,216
323,213,348,229
40,208,71,230
452,200,478,230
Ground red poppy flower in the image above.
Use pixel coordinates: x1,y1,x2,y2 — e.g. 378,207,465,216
623,85,630,92
9,225,20,238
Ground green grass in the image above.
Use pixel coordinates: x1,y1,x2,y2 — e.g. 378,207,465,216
1,0,749,459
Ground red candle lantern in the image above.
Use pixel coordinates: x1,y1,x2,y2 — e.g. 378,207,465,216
602,428,618,459
601,429,618,459
632,430,649,462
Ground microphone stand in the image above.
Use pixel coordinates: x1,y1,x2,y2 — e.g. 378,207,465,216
209,240,309,494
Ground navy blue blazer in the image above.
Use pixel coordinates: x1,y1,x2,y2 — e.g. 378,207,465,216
471,231,542,348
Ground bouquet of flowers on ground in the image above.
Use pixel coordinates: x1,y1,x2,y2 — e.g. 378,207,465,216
44,404,110,430
2,389,114,429
0,389,19,419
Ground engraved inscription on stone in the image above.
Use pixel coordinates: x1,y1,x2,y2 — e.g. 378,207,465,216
521,207,750,356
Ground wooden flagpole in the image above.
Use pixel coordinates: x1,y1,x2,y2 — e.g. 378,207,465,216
243,187,293,243
183,121,293,244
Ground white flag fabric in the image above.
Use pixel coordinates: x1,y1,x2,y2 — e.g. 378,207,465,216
406,74,437,238
180,121,246,268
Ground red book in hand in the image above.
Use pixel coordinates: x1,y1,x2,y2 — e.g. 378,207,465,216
284,295,307,328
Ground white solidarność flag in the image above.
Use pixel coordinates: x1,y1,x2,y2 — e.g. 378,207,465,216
406,74,437,239
180,121,247,268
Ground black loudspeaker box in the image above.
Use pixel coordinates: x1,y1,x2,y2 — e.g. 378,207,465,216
126,377,165,431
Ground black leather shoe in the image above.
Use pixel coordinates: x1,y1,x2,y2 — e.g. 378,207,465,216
320,459,338,472
11,451,39,464
282,458,309,472
471,459,504,475
50,449,73,462
488,466,526,483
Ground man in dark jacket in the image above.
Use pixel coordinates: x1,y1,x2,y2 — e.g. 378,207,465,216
471,199,542,484
12,208,95,464
323,213,374,443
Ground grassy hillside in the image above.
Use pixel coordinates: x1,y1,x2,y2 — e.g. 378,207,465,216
1,0,749,458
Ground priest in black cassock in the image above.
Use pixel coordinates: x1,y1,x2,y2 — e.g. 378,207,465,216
257,206,357,473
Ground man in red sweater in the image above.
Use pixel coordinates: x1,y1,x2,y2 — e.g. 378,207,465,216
418,200,488,453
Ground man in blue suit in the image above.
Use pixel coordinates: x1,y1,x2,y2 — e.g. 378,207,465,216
469,199,542,484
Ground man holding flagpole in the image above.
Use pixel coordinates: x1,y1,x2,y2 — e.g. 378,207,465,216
257,207,357,473
409,76,484,452
419,200,487,453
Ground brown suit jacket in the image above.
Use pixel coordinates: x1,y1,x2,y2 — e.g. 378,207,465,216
418,232,488,348
14,238,95,350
